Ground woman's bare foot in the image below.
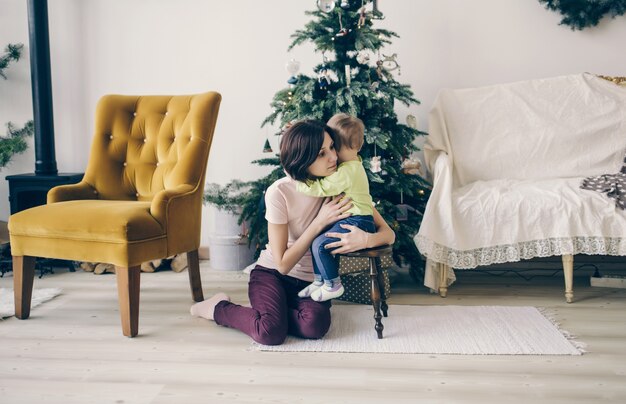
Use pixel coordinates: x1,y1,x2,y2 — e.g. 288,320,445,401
190,293,230,320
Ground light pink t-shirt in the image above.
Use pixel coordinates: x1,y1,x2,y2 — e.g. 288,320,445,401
255,176,324,282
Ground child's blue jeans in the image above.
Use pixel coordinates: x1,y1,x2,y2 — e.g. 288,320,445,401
311,215,376,283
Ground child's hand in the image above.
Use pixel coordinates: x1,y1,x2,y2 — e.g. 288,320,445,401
314,194,352,228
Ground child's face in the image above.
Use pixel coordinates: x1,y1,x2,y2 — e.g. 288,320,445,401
307,132,338,178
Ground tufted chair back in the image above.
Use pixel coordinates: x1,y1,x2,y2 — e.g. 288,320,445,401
87,94,215,201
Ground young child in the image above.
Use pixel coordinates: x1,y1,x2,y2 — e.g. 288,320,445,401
296,113,375,302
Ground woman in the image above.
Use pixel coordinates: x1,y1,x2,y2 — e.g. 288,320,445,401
191,120,395,345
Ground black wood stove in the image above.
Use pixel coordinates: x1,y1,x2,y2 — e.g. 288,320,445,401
3,0,83,276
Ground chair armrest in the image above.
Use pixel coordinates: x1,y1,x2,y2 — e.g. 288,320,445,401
430,151,452,189
150,184,197,228
47,181,98,203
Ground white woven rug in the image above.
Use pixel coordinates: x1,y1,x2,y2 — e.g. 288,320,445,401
0,288,62,318
256,305,584,355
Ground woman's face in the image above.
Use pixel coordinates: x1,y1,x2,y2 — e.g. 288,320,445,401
307,132,338,178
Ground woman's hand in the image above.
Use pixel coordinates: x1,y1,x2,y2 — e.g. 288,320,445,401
323,208,395,255
313,194,352,228
324,224,369,254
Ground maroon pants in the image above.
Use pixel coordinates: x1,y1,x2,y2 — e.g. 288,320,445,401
214,266,332,345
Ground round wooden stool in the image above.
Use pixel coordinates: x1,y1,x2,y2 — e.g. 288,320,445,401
338,244,393,339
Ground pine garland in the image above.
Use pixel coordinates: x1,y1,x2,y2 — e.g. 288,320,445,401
205,1,431,279
539,0,626,30
0,121,34,168
0,44,34,169
0,44,23,79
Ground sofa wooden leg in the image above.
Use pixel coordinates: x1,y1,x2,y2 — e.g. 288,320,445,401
13,256,36,319
562,255,574,303
187,249,204,302
439,262,448,298
115,265,141,337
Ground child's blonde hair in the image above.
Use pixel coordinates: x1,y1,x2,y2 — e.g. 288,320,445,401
327,113,365,151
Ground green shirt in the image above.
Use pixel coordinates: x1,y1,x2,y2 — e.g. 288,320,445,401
296,159,374,216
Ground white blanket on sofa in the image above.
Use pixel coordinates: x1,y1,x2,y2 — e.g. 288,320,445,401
415,73,626,289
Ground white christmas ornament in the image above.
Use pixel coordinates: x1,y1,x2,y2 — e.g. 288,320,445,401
317,0,336,13
370,156,382,173
285,59,300,76
356,51,370,65
327,69,339,83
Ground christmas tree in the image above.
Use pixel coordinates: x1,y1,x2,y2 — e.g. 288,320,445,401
0,43,33,169
206,0,430,279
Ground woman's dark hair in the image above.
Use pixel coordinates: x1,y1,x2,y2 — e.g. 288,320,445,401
280,120,338,182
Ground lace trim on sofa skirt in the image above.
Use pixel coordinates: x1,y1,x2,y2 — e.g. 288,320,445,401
415,235,626,269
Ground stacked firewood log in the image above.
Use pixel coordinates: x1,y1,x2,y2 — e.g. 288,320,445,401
80,254,188,274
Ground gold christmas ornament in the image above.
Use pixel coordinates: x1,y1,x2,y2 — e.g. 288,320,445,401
401,157,422,175
381,53,400,75
358,5,367,28
406,114,418,129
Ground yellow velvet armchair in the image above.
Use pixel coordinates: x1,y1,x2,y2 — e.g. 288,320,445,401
9,92,221,337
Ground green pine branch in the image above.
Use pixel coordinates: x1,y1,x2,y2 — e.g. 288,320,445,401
0,121,34,168
0,44,24,79
289,8,397,53
539,0,626,30
1,43,33,169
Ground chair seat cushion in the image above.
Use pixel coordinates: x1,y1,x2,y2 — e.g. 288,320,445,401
416,176,626,269
9,200,165,243
450,177,626,247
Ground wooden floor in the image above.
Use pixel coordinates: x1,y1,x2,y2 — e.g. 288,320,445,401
1,262,625,403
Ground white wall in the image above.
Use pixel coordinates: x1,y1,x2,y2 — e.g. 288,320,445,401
0,0,35,217
1,0,625,230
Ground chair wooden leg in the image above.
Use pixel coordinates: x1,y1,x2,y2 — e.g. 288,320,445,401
374,257,388,318
115,265,141,337
439,262,449,298
187,249,204,302
369,258,384,339
562,254,574,303
13,256,36,319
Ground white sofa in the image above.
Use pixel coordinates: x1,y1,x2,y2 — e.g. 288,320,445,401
415,73,626,302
